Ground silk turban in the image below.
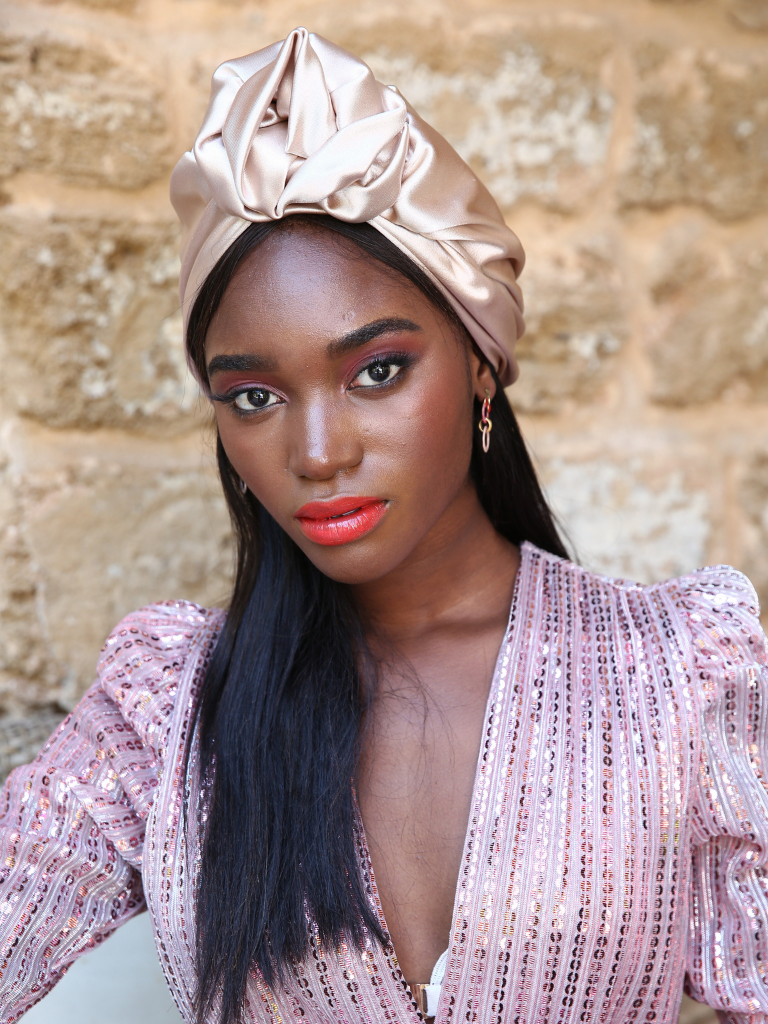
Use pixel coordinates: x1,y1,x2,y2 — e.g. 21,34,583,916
170,27,526,385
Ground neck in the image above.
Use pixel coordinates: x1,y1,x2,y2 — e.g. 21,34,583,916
351,479,520,642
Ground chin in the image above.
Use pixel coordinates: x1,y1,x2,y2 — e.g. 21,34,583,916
300,545,406,586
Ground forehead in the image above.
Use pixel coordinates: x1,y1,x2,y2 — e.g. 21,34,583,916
205,225,436,353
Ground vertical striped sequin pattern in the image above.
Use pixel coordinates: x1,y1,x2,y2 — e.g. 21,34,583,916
1,546,768,1024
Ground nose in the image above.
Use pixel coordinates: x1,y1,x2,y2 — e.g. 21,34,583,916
287,397,364,481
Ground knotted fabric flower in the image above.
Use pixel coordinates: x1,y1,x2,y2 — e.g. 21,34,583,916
171,27,526,384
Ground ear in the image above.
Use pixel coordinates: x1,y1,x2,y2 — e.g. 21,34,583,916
469,350,497,402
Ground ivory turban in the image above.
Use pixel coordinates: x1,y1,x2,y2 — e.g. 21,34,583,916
171,27,526,385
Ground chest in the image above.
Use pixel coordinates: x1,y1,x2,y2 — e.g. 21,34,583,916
356,613,514,984
356,670,490,984
147,565,701,1024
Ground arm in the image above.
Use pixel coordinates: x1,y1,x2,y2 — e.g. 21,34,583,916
0,683,149,1021
675,568,768,1024
0,599,212,1022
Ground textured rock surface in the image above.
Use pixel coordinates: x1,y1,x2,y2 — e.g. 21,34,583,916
0,31,171,190
24,454,232,696
740,452,768,613
0,457,58,716
1,424,231,714
619,43,768,220
729,0,768,30
0,213,199,432
542,455,711,582
513,234,625,413
39,0,137,8
648,230,768,405
362,24,614,213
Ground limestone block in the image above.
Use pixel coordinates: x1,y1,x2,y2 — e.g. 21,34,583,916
358,22,614,213
739,452,768,609
0,458,60,717
729,0,768,31
0,212,204,433
619,44,768,220
648,230,768,405
511,236,625,414
40,0,136,9
13,427,233,708
678,996,718,1024
0,31,170,189
0,711,67,780
542,456,710,583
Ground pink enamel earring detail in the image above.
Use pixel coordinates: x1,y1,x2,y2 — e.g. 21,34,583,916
479,389,492,453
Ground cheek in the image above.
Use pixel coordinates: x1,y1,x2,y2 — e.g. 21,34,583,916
214,411,284,496
374,373,474,504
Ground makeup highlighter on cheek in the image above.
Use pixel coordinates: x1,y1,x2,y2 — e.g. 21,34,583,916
294,497,389,545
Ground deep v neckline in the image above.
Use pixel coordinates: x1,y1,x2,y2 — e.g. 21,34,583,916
354,543,530,1023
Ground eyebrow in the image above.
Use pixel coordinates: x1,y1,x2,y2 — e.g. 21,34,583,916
206,317,422,377
207,353,278,376
327,317,422,357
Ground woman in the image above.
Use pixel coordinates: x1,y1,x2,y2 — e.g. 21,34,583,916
1,27,766,1024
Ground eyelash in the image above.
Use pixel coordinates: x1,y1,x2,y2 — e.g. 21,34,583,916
210,387,283,418
349,351,414,390
211,351,414,418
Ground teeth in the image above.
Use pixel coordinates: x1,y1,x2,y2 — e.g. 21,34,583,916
329,507,362,519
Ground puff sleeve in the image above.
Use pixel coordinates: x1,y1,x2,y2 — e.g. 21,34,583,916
675,568,768,1024
0,601,213,1023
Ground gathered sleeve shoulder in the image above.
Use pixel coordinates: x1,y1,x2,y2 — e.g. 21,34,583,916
668,567,768,1023
0,601,218,1023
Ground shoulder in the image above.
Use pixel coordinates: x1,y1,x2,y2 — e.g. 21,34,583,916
525,543,766,667
653,564,767,676
97,600,227,759
656,562,760,618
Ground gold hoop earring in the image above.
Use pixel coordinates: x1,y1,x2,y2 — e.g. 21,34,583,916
479,388,492,453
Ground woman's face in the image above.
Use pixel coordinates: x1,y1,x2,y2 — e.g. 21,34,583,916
205,225,496,585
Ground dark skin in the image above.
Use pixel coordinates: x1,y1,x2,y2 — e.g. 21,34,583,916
205,224,520,988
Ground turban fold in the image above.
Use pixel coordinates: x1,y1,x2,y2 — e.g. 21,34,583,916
171,27,526,384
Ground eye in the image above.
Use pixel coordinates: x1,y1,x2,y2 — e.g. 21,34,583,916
233,388,280,411
352,360,404,389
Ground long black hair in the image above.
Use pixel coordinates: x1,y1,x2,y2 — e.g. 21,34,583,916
185,214,569,1024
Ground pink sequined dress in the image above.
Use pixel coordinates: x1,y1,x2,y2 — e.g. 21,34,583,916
2,542,768,1024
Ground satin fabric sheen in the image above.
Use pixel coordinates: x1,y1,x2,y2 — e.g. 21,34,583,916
2,543,768,1024
170,27,526,385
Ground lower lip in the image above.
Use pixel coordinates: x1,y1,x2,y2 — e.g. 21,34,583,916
295,501,388,546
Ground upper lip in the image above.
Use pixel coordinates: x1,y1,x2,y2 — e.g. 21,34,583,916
294,496,383,520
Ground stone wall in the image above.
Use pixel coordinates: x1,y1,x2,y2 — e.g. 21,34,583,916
1,0,767,728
